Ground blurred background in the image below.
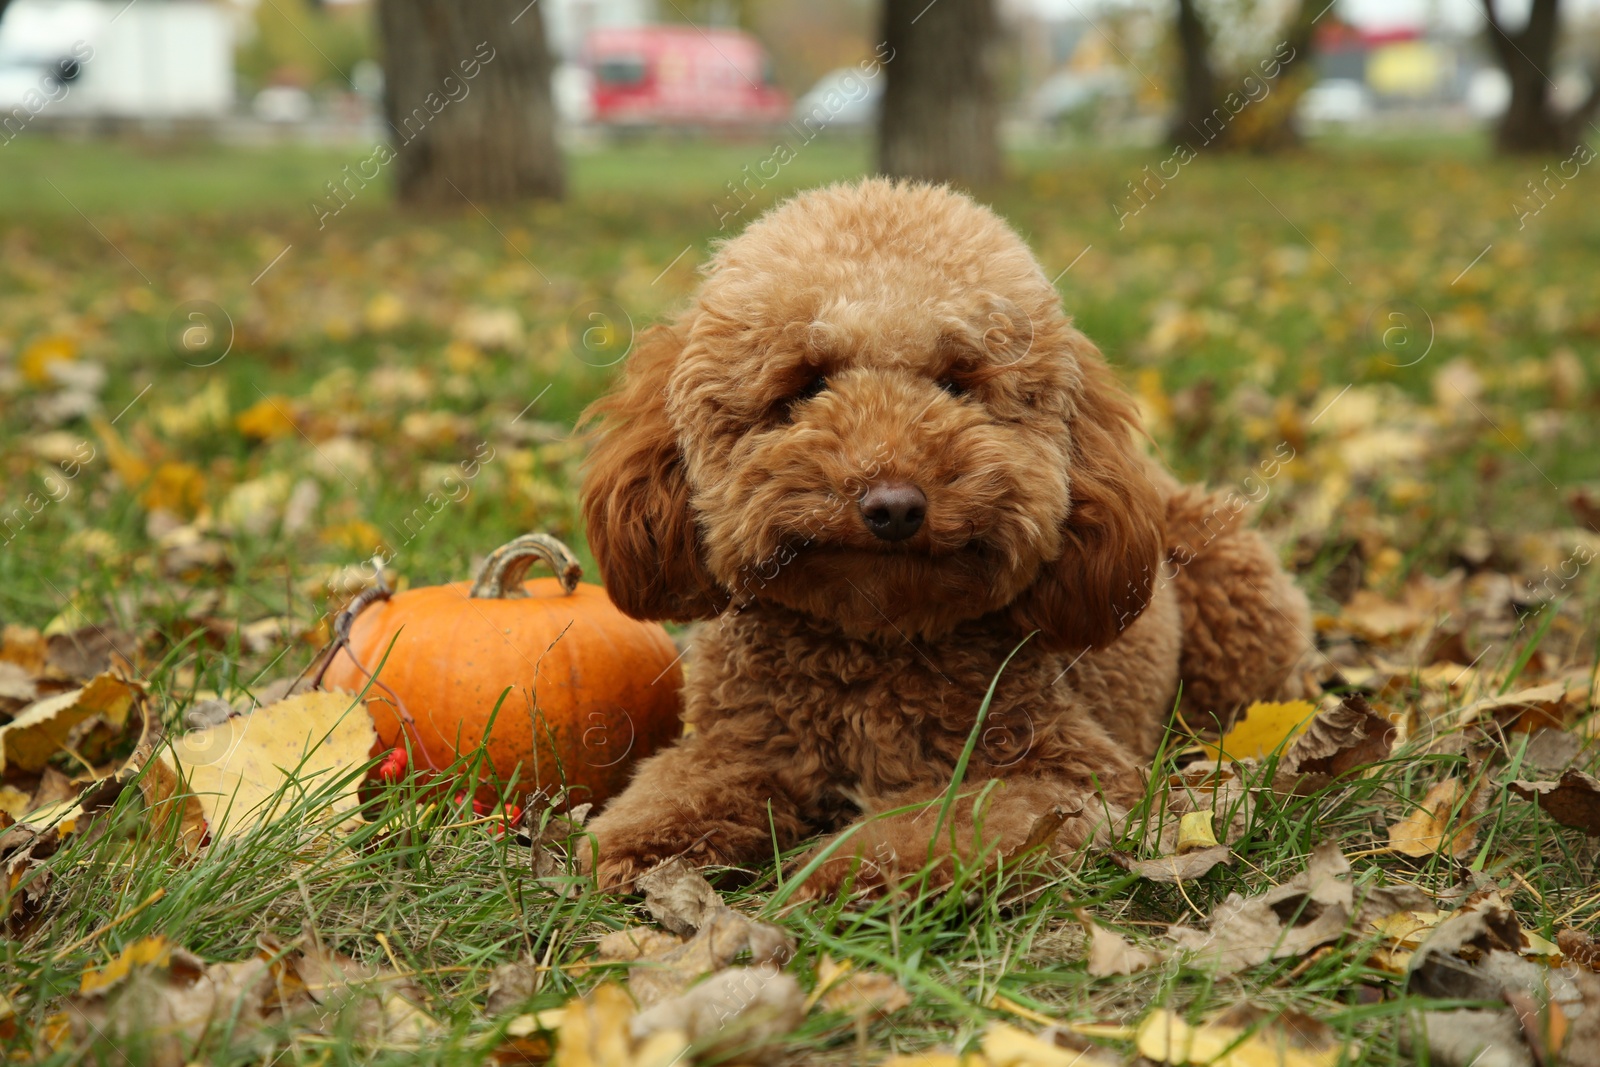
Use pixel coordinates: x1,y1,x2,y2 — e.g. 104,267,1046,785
2,0,1599,670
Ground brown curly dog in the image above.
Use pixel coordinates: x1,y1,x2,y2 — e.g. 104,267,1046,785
578,178,1312,898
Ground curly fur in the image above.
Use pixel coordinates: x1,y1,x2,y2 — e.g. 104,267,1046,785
578,179,1312,896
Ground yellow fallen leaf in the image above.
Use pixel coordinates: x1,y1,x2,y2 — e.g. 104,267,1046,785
88,415,151,487
1521,929,1561,959
364,292,407,333
1137,1006,1351,1067
985,1022,1121,1067
1367,910,1446,947
1387,779,1483,859
140,461,206,517
506,1008,566,1036
988,992,1062,1027
1137,1010,1198,1064
0,785,33,819
20,334,76,384
552,982,681,1067
1178,810,1220,853
1201,700,1317,761
235,396,299,441
164,689,376,841
0,673,138,775
319,520,385,554
79,935,173,995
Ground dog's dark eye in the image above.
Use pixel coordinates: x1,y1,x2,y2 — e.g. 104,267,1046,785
794,376,828,403
774,375,827,422
938,378,966,397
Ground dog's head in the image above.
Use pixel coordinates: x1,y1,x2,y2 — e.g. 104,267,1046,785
580,179,1162,650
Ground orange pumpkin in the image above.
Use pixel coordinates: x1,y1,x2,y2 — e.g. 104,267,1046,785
321,533,683,806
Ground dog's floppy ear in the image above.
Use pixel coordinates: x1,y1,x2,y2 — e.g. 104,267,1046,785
579,323,726,622
1010,348,1164,650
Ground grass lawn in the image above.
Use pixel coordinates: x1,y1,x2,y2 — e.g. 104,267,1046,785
2,130,1599,1064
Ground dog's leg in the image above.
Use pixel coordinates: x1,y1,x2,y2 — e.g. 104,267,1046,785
1164,482,1315,735
788,775,1130,900
582,731,812,892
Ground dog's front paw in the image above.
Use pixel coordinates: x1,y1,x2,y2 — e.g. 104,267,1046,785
583,825,729,894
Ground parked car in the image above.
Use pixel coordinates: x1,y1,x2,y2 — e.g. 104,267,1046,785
583,25,788,130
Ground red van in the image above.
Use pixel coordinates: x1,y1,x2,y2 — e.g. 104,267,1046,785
584,25,789,129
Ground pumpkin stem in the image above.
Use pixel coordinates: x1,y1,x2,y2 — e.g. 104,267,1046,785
470,533,583,599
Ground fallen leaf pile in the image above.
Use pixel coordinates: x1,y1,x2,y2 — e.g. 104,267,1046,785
39,931,438,1066
503,859,915,1065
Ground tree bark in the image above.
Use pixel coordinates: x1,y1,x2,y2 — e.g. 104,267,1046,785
1168,0,1219,146
376,0,564,205
1484,0,1578,154
876,0,1001,187
1168,0,1317,152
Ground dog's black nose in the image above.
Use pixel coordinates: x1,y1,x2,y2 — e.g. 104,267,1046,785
858,481,926,542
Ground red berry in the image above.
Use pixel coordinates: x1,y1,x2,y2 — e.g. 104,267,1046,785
376,745,408,783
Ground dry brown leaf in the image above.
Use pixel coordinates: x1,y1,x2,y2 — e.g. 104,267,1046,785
1458,682,1577,735
1,818,61,932
1388,778,1486,859
811,955,911,1016
62,935,276,1067
1169,843,1429,975
1085,921,1161,976
595,859,793,1007
1113,844,1233,883
486,957,540,1016
634,856,722,936
1273,694,1396,793
1562,971,1600,1067
0,661,36,718
1013,805,1072,858
45,626,141,684
163,689,376,841
1507,769,1600,835
1520,728,1584,773
630,966,805,1058
1406,1010,1534,1067
1340,589,1429,644
278,933,439,1044
1557,928,1600,971
1403,892,1584,1011
1503,989,1567,1067
0,624,49,677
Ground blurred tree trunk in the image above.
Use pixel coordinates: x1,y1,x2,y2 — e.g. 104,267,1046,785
1484,0,1599,154
1168,0,1218,146
376,0,564,205
876,0,1001,187
1167,0,1318,152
